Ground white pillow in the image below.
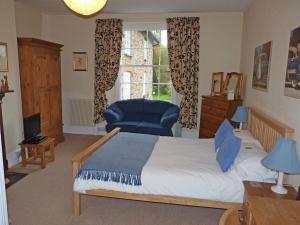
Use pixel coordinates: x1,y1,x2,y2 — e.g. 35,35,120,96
234,129,263,148
233,142,277,181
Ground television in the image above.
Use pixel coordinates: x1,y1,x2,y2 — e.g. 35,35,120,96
23,113,41,140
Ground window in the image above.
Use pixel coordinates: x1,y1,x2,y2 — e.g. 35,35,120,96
119,30,171,101
143,40,148,61
123,31,131,56
120,72,131,100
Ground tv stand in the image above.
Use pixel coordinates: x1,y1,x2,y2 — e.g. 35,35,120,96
20,137,55,168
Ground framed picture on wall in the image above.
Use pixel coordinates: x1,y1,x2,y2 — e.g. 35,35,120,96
284,26,300,99
0,43,8,72
252,41,272,91
210,72,223,96
73,52,88,71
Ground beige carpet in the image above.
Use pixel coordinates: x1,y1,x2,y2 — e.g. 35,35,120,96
7,134,224,225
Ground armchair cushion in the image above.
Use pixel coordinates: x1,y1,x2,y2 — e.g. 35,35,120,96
116,99,144,121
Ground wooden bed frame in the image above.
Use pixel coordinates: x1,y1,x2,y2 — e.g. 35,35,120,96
71,107,294,216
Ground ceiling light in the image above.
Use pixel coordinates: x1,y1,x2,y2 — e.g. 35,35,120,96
63,0,107,16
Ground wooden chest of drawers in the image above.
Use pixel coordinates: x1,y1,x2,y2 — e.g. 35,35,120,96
199,95,243,138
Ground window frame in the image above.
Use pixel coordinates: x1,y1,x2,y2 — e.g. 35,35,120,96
123,31,131,56
118,27,172,102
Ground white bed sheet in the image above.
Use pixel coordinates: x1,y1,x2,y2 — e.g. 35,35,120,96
74,137,251,203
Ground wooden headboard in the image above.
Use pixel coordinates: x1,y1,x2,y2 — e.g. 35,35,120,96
248,107,294,152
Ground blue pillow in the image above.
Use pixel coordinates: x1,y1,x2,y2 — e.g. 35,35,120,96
216,133,241,172
214,119,233,151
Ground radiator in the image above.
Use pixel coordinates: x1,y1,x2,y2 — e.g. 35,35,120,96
69,98,94,126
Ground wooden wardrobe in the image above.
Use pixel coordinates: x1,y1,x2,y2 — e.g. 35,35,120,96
18,38,64,144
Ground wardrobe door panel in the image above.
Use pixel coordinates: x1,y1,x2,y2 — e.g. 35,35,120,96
48,53,61,88
39,90,51,135
49,88,62,128
18,46,35,117
33,52,49,90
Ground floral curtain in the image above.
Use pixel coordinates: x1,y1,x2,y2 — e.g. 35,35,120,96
94,19,123,123
167,17,200,129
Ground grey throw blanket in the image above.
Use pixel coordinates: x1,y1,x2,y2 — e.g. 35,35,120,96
77,132,159,186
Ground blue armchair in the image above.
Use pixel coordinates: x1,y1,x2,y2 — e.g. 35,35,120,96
104,99,180,136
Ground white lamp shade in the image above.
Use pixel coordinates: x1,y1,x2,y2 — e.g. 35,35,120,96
63,0,107,16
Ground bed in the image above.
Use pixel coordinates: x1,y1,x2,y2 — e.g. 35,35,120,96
72,107,294,216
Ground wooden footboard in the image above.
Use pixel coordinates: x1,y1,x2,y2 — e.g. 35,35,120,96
86,189,241,210
71,128,121,215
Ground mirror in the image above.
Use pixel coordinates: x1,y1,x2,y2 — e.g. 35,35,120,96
210,72,223,96
222,72,243,99
227,75,238,92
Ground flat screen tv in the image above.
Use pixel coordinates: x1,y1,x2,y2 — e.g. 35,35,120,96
23,113,41,140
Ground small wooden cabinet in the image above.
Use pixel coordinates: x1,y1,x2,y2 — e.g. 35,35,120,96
243,181,299,225
199,95,243,138
18,38,64,144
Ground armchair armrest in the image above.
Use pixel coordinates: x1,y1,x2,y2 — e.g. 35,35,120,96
160,106,179,128
103,104,124,124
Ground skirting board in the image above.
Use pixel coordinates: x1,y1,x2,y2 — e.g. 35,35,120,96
7,147,21,168
172,122,198,138
0,135,9,225
180,128,198,138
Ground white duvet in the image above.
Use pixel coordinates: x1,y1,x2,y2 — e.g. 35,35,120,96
74,136,276,203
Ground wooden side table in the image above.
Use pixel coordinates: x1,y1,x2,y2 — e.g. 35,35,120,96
243,181,298,225
246,197,300,225
20,138,55,168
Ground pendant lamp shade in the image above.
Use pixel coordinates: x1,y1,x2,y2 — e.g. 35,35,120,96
63,0,107,16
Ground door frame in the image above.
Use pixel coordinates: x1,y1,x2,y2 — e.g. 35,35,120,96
0,131,9,225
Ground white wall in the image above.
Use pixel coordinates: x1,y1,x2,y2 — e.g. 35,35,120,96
0,0,24,163
14,1,42,38
42,12,243,132
241,0,300,187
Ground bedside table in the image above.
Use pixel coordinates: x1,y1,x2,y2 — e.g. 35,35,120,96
243,181,299,225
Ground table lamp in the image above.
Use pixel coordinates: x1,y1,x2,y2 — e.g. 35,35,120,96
231,106,248,130
261,138,300,194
